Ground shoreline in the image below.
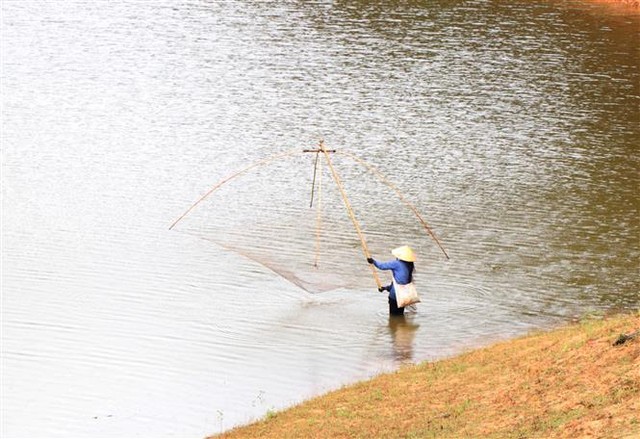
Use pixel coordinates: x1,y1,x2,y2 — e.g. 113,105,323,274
212,312,640,438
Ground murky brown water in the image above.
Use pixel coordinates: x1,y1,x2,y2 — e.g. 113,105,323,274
2,0,638,437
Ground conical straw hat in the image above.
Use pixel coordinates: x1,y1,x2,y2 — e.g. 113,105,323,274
391,245,416,262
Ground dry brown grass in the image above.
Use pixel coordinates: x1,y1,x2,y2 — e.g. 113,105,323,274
587,0,640,11
210,312,639,438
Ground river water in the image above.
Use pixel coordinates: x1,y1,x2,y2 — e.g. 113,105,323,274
1,0,638,437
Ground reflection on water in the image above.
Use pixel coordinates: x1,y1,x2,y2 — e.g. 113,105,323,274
388,314,420,363
1,0,638,437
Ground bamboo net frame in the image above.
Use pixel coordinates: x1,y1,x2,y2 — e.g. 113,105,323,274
169,141,448,290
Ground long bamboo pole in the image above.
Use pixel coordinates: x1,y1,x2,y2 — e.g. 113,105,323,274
314,156,323,268
320,142,382,289
169,147,301,230
309,151,320,208
337,150,450,260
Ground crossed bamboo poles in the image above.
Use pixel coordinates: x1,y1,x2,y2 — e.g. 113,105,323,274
169,140,449,290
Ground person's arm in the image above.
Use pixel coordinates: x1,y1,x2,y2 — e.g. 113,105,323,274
367,258,396,292
372,259,400,271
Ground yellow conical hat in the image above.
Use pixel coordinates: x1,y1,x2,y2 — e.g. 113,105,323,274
391,245,416,262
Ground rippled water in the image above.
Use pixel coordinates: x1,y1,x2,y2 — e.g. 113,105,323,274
2,0,638,437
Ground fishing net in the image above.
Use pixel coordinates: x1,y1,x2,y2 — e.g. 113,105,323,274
173,148,445,294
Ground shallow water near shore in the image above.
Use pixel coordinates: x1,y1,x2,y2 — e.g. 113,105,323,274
1,0,638,437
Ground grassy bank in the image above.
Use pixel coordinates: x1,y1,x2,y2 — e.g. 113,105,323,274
211,312,639,438
593,0,638,6
588,0,640,11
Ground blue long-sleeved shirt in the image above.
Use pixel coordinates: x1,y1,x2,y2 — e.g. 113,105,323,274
372,258,414,301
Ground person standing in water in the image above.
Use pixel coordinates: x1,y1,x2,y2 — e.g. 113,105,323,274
367,245,417,315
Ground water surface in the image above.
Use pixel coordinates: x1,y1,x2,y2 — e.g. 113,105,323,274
1,0,638,437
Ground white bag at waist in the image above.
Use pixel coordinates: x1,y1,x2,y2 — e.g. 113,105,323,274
393,279,421,308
